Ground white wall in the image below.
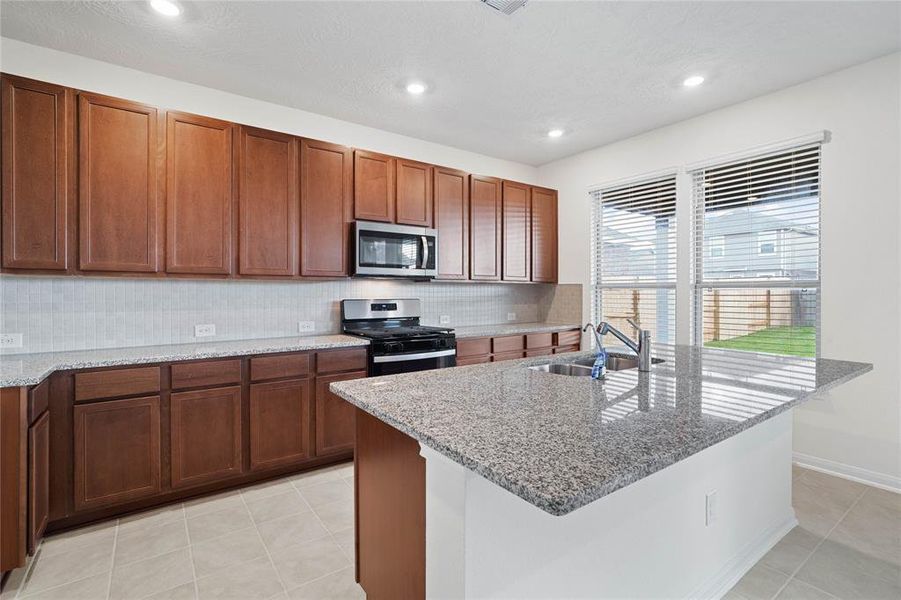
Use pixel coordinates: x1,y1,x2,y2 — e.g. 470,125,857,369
539,53,901,486
0,38,538,183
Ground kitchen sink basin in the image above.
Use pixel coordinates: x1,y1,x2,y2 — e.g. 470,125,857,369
529,354,664,377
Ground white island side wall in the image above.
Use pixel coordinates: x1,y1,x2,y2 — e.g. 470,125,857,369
421,410,796,600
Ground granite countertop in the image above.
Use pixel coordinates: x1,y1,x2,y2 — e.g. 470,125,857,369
0,334,369,387
330,345,872,516
451,322,581,338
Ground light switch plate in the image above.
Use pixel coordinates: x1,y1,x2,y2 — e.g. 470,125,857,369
507,312,517,321
298,321,315,333
439,315,451,325
0,333,23,349
705,490,718,526
194,324,216,338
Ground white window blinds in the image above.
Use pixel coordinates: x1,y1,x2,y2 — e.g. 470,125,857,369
691,143,820,357
591,174,677,346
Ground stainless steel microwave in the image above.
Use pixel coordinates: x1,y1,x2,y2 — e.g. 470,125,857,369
353,221,437,278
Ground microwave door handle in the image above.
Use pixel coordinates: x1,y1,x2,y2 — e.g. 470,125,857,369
420,235,429,269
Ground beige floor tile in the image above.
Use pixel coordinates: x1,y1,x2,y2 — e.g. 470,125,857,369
146,582,198,600
725,564,790,600
298,481,353,510
109,547,194,600
312,501,354,534
20,538,113,596
292,467,343,490
828,488,901,565
270,537,350,590
775,578,838,600
115,520,189,566
18,572,110,600
795,539,901,599
331,462,354,479
256,512,330,553
1,563,28,600
286,566,364,600
184,491,244,519
793,476,863,538
187,504,254,544
195,557,284,600
331,527,355,561
191,526,268,579
245,490,311,525
241,478,297,503
38,520,117,558
119,503,186,534
761,526,823,575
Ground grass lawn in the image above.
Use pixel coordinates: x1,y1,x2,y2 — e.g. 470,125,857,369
705,326,816,357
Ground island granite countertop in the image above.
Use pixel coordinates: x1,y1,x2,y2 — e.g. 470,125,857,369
330,345,872,516
0,334,368,387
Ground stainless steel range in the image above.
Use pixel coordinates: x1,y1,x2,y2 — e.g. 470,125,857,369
340,298,456,376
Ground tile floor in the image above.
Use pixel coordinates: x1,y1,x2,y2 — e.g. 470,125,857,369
2,464,898,599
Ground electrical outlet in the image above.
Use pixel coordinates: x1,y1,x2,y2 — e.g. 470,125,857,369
194,324,216,338
705,490,718,526
298,321,315,333
0,333,23,349
439,315,451,325
507,312,517,321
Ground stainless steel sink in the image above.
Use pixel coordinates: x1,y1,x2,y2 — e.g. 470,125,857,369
529,363,594,376
529,354,664,377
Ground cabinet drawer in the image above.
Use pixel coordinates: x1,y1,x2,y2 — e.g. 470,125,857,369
492,335,525,354
492,350,526,362
171,359,241,390
553,345,580,354
525,348,553,358
75,367,161,402
456,355,491,366
526,333,553,349
555,330,581,348
28,379,50,424
456,337,491,358
251,353,311,382
316,348,367,374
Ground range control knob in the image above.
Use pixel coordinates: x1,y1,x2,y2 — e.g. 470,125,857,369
384,342,404,354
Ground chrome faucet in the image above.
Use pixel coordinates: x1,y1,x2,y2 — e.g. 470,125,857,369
596,319,652,372
583,323,605,349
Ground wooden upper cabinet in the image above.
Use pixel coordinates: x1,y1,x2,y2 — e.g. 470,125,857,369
469,175,502,281
78,93,163,272
396,159,433,227
502,181,531,282
300,139,353,277
237,126,298,276
166,111,234,275
433,166,469,280
1,75,73,271
531,186,558,283
354,150,395,223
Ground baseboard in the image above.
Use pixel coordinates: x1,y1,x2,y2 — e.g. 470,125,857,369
793,452,901,494
689,513,798,600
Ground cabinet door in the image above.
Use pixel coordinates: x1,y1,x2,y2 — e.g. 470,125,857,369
1,75,72,270
315,371,366,456
78,93,162,272
502,180,531,282
74,396,161,511
249,379,312,471
531,187,558,283
300,139,353,277
469,175,502,281
434,166,469,280
27,411,49,554
354,150,395,223
237,126,298,276
396,159,432,227
166,111,234,275
170,386,242,488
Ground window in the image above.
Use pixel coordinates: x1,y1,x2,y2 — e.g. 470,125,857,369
591,174,676,347
691,143,820,357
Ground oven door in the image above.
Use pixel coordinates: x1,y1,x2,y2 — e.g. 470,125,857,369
370,349,456,376
355,221,437,278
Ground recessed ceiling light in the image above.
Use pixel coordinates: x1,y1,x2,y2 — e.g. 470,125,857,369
683,75,705,88
150,0,181,17
547,129,564,138
406,82,427,95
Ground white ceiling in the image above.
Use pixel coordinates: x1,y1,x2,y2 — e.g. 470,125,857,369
1,1,898,165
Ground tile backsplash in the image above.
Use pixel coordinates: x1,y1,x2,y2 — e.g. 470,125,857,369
0,277,581,354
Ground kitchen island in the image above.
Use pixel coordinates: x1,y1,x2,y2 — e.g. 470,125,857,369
330,346,871,599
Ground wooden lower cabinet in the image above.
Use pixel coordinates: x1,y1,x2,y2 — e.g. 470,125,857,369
456,355,491,366
315,371,366,457
249,378,312,471
170,386,242,489
27,411,49,554
74,396,162,511
493,350,526,362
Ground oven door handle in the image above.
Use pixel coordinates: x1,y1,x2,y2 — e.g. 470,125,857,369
419,235,429,270
372,349,456,363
